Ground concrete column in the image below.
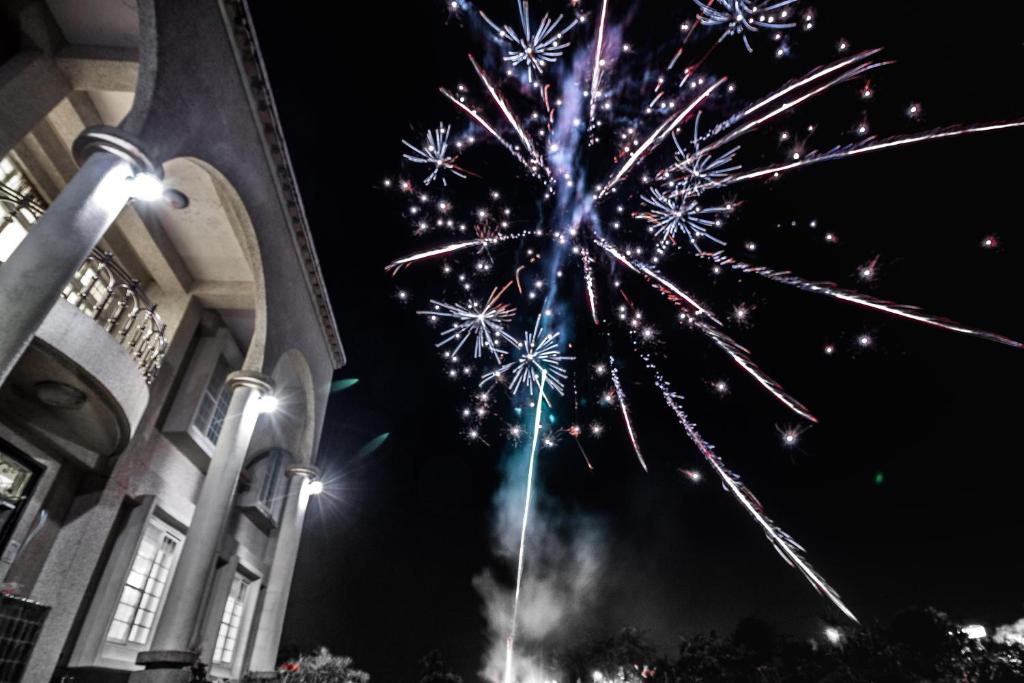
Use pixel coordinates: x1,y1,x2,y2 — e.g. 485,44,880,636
246,466,318,674
0,126,159,387
132,371,273,682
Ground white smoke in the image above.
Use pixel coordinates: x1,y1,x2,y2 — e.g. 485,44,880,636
473,457,607,682
993,617,1024,646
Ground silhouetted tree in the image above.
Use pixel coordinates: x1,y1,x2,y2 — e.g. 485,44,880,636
559,607,1024,683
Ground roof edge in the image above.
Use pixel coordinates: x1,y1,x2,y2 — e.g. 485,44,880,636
219,0,346,370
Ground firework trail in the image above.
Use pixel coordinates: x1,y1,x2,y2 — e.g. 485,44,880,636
588,0,609,129
387,0,1023,650
705,121,1024,189
386,232,530,272
504,369,548,683
610,358,648,472
703,252,1022,348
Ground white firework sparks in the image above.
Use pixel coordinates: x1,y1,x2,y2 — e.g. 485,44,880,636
420,283,518,362
402,123,466,186
480,0,579,82
637,186,732,251
695,0,799,52
482,315,572,397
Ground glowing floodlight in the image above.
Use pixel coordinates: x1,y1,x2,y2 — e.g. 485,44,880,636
256,393,279,414
125,172,165,201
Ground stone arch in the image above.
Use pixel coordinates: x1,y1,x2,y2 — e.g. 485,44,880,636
159,156,268,372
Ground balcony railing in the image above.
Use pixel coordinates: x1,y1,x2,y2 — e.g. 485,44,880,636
61,251,168,384
2,157,168,384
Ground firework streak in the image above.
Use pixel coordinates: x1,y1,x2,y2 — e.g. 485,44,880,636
504,370,548,683
610,358,648,472
703,253,1022,348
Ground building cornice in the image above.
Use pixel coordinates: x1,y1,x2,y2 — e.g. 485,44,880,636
219,0,346,370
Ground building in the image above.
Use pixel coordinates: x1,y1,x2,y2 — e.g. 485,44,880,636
0,1,344,681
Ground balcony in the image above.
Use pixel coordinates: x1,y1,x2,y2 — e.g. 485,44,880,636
62,251,169,384
0,158,166,466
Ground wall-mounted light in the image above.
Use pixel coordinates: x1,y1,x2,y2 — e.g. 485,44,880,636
125,172,165,201
256,393,279,414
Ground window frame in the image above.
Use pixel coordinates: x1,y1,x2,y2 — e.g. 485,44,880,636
237,449,289,531
0,436,43,562
212,571,251,666
102,514,183,650
161,328,243,471
193,354,233,446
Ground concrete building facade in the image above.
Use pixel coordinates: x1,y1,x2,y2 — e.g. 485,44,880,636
0,1,343,681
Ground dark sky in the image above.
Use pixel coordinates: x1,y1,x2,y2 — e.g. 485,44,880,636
250,3,1024,681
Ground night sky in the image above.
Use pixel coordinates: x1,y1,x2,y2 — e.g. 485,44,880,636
249,3,1024,681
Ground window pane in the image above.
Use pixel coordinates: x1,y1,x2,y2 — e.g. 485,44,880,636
195,357,232,443
212,573,250,664
106,521,181,645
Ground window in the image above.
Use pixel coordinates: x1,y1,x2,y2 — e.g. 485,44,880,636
238,450,287,530
0,453,32,503
194,356,231,444
257,450,285,518
106,519,182,645
212,573,250,665
0,155,44,262
0,446,39,554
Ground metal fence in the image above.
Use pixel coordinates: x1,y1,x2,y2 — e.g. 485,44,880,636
62,251,169,384
2,160,168,384
0,593,49,682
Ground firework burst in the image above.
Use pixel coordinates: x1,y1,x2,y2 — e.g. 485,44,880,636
386,0,1023,655
482,314,573,397
480,0,580,82
420,282,519,362
695,0,799,53
402,123,467,186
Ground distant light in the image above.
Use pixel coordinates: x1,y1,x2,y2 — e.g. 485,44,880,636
256,394,278,414
306,479,324,496
962,624,986,640
780,427,801,447
126,172,164,201
857,334,872,348
681,468,703,483
824,626,841,644
592,672,604,682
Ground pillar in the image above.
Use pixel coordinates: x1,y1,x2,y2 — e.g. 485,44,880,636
132,371,273,682
246,465,318,674
0,126,160,386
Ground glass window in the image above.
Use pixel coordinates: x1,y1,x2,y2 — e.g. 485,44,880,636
257,450,285,518
212,572,250,665
0,453,32,502
194,357,232,445
106,519,182,646
0,449,37,553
